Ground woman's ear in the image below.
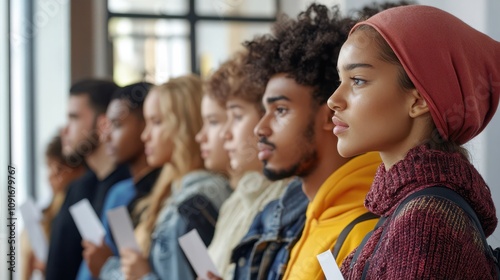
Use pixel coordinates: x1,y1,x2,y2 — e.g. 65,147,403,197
409,89,430,118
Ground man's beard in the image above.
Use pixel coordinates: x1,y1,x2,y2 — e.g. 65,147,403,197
262,118,318,181
63,120,100,167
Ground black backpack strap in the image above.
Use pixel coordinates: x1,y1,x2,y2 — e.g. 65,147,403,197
323,212,380,280
350,215,387,270
332,212,379,259
359,189,426,279
360,186,499,280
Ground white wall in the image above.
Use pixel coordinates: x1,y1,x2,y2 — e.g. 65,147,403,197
10,1,34,278
9,1,70,279
33,0,71,209
1,0,10,279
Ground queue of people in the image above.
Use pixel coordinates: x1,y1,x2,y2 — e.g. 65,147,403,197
21,2,500,280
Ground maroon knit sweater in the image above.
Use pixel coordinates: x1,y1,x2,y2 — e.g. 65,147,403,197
341,145,498,279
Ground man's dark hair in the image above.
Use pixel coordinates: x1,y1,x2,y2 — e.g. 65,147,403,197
69,79,120,115
244,2,414,106
349,1,415,21
111,81,153,116
244,4,354,105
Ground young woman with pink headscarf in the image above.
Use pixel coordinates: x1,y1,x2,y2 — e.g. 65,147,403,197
328,5,500,279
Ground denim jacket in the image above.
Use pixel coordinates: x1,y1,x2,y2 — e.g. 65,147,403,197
231,178,308,280
100,170,232,280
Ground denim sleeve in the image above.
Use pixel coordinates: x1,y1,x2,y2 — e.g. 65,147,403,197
99,256,123,280
140,272,159,280
99,215,210,280
148,207,196,280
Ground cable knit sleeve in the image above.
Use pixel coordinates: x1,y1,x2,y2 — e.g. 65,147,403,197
367,195,496,279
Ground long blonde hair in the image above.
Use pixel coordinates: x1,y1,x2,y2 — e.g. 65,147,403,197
134,74,204,254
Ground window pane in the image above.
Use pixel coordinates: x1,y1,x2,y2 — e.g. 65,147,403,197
196,21,271,76
108,0,188,15
196,0,276,17
109,18,191,85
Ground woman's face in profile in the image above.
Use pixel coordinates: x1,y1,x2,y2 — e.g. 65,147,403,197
328,29,416,160
221,97,263,173
196,95,230,173
141,90,174,168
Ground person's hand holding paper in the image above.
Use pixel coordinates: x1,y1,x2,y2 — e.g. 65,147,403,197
106,207,150,279
82,240,113,277
179,229,221,280
69,199,106,246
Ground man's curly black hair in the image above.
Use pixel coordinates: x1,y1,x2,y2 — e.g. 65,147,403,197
244,4,353,105
350,1,415,21
244,2,414,105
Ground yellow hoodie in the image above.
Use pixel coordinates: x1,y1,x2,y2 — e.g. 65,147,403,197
283,152,381,280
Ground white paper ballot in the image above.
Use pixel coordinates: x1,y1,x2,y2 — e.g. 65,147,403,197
69,199,105,246
178,229,220,278
317,250,345,280
19,198,48,262
106,206,141,253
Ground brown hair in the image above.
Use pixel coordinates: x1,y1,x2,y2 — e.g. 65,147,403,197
44,134,85,235
204,51,264,111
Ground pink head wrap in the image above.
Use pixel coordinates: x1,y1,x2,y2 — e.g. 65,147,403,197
352,5,500,144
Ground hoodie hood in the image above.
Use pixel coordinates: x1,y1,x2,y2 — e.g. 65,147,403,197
309,152,381,221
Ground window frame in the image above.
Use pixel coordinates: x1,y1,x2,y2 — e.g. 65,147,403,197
107,0,280,75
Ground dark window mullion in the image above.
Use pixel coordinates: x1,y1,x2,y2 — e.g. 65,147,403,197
189,0,197,73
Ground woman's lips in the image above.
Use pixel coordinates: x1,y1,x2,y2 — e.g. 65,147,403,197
105,143,115,156
201,149,209,159
332,116,349,135
225,149,236,158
